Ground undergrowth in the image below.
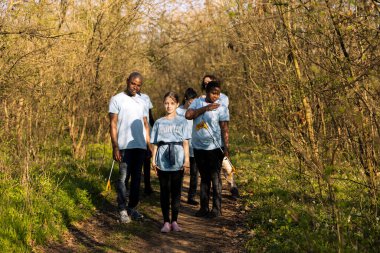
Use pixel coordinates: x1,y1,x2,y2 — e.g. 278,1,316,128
231,138,380,252
0,143,113,252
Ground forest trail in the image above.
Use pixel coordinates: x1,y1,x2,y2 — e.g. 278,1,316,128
42,170,248,253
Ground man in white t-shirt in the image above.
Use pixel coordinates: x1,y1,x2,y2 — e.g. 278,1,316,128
137,88,155,195
109,72,151,223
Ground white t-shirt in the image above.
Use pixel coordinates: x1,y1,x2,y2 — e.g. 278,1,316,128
138,93,153,124
189,97,229,150
109,92,148,150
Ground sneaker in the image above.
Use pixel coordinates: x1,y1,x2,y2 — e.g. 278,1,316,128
119,210,131,223
161,222,171,233
206,209,221,219
195,209,209,217
171,221,182,232
128,208,144,220
230,187,240,200
187,199,199,206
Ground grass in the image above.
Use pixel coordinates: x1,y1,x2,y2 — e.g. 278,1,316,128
0,143,114,252
1,136,379,252
230,140,380,252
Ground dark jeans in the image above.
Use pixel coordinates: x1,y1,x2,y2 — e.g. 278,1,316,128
143,148,152,191
158,169,184,222
117,149,145,211
187,157,198,200
194,148,224,214
126,148,152,192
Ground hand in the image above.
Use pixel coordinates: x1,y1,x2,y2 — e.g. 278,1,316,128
224,149,230,158
113,147,121,162
152,162,159,175
206,103,220,111
182,161,190,172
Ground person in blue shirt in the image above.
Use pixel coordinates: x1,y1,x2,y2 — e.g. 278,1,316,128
200,75,239,200
151,92,191,233
185,80,230,218
176,88,199,205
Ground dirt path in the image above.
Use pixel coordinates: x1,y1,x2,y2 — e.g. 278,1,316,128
42,171,248,253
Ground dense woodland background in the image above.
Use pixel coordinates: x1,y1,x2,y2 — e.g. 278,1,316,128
1,0,380,252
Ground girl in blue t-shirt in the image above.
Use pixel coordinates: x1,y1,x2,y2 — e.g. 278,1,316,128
151,92,190,233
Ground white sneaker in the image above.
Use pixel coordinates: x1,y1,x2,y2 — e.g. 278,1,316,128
120,210,131,223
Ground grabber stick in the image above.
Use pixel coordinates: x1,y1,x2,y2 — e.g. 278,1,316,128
105,160,115,191
201,120,236,174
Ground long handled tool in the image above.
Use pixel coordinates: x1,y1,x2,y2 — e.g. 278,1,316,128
105,160,115,192
199,119,236,175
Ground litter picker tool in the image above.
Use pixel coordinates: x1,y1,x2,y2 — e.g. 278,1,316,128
198,119,236,177
101,160,115,196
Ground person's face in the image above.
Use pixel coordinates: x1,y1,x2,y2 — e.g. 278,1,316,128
206,87,221,103
126,77,142,96
185,98,194,107
164,97,178,114
136,81,142,93
203,77,212,86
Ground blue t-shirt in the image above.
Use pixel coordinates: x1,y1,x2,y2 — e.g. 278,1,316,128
109,92,148,150
219,93,229,107
150,116,191,171
189,97,229,150
176,105,194,157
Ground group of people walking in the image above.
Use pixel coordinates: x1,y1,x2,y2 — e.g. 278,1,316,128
108,72,239,233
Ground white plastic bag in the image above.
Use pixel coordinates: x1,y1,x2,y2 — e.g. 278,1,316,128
222,157,236,187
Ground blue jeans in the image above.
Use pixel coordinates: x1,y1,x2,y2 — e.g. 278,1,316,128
117,149,145,211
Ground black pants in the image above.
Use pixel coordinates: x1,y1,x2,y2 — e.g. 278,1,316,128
158,169,184,222
187,157,198,200
143,148,152,191
117,149,145,210
126,148,152,192
194,149,224,214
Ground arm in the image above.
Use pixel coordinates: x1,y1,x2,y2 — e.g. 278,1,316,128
109,113,121,162
182,139,190,172
185,103,220,120
219,121,230,158
149,109,155,127
143,116,153,153
151,144,158,174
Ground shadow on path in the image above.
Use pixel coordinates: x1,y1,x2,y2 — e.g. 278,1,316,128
43,170,248,253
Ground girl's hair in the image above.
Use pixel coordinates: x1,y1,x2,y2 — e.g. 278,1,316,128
181,88,198,105
205,80,221,93
127,72,143,84
163,91,179,103
201,74,218,91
